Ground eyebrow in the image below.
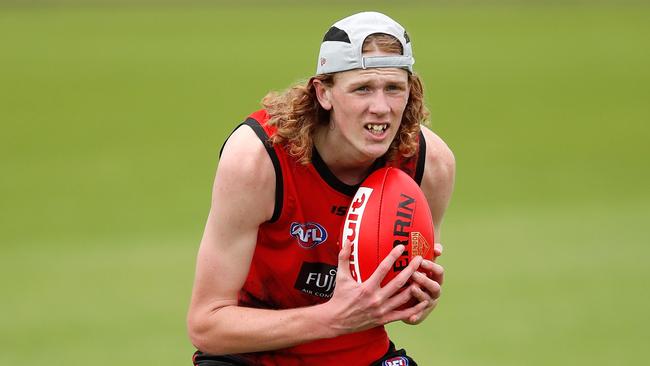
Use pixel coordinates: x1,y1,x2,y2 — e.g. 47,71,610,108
347,78,408,89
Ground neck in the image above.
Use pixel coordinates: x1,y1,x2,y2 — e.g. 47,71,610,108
313,126,377,186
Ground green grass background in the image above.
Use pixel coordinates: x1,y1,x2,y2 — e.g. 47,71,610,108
1,1,649,365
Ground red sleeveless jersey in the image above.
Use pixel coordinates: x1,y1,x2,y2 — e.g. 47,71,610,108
230,110,426,366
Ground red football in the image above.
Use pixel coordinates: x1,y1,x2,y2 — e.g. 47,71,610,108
339,167,435,286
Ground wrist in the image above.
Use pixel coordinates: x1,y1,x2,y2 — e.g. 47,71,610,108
307,302,341,339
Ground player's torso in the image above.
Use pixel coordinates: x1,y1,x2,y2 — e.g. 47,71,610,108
228,110,423,366
239,158,351,309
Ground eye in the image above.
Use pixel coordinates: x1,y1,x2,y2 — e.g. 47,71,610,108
386,84,406,93
354,85,370,93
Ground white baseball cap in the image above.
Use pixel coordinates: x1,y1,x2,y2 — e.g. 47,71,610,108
316,11,414,75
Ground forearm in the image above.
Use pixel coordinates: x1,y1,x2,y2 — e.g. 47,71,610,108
188,301,336,355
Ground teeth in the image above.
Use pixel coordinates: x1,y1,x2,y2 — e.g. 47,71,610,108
365,124,387,133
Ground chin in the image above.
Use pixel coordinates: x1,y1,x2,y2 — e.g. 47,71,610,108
362,145,392,160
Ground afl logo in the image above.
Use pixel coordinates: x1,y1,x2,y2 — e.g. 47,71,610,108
383,356,409,366
290,222,328,249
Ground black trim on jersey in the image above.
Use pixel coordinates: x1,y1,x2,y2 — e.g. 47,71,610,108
218,118,283,223
414,130,427,186
218,124,242,159
193,351,251,366
311,147,386,197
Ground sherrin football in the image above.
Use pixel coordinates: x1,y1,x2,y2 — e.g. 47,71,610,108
339,167,435,286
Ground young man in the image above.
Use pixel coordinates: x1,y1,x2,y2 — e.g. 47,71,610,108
187,12,455,366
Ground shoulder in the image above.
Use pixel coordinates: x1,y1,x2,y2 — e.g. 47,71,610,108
219,124,273,172
214,123,277,222
418,125,455,230
420,125,455,186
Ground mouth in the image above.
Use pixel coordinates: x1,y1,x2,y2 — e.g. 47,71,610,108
364,123,389,135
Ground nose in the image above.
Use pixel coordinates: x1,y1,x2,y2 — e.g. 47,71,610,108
368,90,391,115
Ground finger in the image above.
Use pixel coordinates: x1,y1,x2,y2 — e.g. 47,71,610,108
382,300,429,325
379,255,423,296
434,242,443,257
384,278,436,314
410,283,429,302
410,275,440,301
366,244,406,287
403,292,438,325
336,240,353,279
383,287,415,311
419,260,444,285
408,298,438,323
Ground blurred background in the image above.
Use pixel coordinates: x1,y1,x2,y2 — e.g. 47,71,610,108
1,0,648,365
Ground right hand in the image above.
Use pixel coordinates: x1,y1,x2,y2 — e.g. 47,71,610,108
321,240,429,336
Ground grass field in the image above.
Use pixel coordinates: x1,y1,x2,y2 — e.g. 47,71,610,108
1,1,649,365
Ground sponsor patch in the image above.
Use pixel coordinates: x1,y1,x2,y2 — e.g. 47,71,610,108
290,222,328,249
294,262,337,298
383,356,409,366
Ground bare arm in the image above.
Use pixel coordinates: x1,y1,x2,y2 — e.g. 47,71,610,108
187,125,428,355
187,126,330,354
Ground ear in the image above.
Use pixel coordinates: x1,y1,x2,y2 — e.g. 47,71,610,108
312,78,333,111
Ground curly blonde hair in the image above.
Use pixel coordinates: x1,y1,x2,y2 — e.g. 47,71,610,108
262,34,430,165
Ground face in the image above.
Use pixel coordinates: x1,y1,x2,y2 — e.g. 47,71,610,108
316,62,410,162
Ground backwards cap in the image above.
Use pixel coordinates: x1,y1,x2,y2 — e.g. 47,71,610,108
316,11,414,75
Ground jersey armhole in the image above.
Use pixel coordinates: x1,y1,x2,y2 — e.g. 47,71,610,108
219,118,284,223
414,130,427,186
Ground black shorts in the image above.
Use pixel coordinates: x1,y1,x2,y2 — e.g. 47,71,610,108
192,341,417,366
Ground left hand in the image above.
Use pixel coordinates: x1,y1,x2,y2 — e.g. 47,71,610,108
402,243,445,325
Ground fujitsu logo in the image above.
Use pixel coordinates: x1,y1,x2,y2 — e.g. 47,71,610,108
341,187,373,282
306,268,337,294
294,262,337,298
290,222,328,249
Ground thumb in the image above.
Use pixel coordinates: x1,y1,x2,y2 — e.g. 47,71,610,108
337,239,353,279
434,242,443,258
